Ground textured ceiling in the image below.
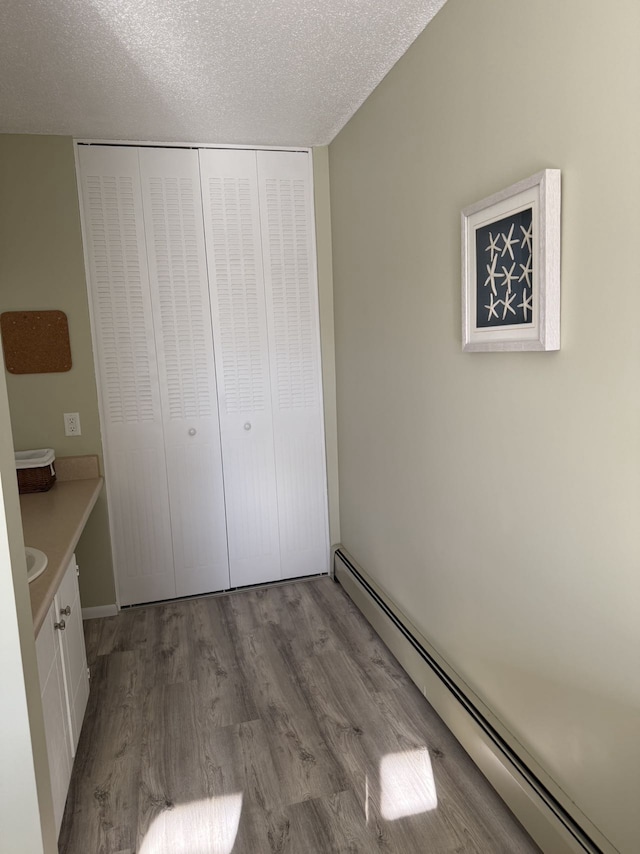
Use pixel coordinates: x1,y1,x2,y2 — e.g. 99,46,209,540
0,0,446,146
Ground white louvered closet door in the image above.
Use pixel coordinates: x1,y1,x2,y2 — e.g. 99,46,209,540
139,148,230,597
199,149,281,587
78,146,176,605
257,151,329,578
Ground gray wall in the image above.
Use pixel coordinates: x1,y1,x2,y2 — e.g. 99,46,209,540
328,1,640,851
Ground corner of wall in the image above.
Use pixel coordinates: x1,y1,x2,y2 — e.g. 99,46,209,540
312,146,340,548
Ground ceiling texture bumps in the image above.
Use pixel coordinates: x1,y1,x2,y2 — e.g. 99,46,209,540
0,0,446,145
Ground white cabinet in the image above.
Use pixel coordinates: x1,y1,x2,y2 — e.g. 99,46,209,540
55,554,90,753
36,555,89,837
36,598,72,837
79,144,329,606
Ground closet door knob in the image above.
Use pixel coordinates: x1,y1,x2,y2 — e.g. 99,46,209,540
54,619,66,631
60,605,71,617
188,428,197,436
244,422,252,431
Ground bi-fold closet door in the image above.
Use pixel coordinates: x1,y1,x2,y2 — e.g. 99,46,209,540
79,145,229,605
200,149,329,587
79,144,329,606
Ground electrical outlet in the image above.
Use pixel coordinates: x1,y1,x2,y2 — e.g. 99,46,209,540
64,412,82,436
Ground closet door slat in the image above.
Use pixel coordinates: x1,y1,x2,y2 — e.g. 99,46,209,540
199,148,281,587
139,147,230,597
257,151,330,578
78,145,176,605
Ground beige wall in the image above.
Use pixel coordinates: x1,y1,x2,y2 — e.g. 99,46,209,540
328,2,640,852
313,146,340,548
0,135,115,608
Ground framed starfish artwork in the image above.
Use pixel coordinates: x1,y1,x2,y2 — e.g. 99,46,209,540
461,169,561,351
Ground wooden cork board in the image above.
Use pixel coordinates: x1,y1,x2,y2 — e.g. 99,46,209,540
1,310,72,374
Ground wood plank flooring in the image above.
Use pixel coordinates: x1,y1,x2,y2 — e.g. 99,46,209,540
59,578,540,853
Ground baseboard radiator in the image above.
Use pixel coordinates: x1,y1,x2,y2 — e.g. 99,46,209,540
333,547,609,854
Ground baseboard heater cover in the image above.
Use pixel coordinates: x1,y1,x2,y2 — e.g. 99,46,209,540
81,604,118,620
334,547,608,854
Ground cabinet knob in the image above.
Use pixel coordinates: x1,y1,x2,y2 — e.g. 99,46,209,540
54,619,66,631
188,428,197,436
60,605,71,617
244,422,252,431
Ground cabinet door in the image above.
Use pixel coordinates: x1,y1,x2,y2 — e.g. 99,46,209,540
199,149,281,587
257,151,330,578
36,601,72,838
139,148,230,597
55,555,89,755
78,145,176,605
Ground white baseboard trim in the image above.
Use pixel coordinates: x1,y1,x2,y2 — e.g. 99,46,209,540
334,546,611,854
82,604,118,620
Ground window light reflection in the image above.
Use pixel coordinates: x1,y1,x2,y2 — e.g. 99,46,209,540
380,748,438,820
139,792,243,854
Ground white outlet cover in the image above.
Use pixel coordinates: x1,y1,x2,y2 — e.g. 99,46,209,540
64,412,81,436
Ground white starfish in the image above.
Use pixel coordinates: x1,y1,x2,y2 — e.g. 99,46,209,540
485,231,501,260
518,290,533,321
483,253,504,296
484,292,501,321
502,289,517,319
519,255,533,287
501,223,518,260
520,222,533,252
501,262,518,294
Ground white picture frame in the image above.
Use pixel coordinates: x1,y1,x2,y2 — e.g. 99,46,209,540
461,169,561,352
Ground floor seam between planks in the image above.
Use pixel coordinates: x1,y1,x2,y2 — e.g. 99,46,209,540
60,577,540,853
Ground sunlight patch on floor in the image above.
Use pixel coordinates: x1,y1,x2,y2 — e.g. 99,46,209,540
139,793,243,854
380,748,438,820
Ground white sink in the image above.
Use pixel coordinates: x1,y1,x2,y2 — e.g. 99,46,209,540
25,547,48,583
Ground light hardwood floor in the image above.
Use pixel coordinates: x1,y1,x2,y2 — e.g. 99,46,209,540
59,577,540,853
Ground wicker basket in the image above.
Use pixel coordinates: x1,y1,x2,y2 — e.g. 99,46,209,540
15,449,56,494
